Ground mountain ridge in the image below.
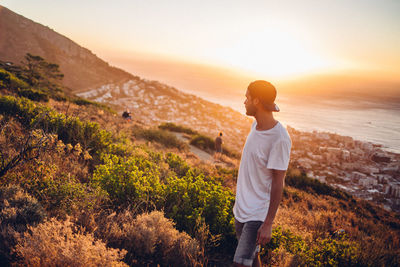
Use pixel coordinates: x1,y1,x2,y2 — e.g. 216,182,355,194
0,5,134,91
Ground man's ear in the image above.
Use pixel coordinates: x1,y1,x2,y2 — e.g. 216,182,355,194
253,97,260,105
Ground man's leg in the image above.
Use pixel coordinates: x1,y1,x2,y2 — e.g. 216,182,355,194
233,220,263,267
236,251,261,267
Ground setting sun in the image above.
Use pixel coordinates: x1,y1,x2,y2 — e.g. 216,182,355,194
215,27,333,78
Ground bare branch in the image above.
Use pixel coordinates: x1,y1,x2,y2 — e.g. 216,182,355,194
0,113,51,178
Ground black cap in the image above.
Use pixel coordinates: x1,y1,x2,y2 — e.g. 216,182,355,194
247,80,280,112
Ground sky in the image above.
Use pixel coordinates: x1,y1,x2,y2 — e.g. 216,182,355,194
2,0,400,82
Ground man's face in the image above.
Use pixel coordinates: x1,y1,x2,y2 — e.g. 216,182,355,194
244,89,257,116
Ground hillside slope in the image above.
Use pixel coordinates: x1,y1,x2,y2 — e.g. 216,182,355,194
77,80,252,152
0,5,134,91
0,70,399,266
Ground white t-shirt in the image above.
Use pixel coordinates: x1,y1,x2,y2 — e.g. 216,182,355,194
233,121,291,223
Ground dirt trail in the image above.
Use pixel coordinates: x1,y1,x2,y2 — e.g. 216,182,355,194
172,132,224,165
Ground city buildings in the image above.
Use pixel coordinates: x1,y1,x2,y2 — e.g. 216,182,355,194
287,126,400,212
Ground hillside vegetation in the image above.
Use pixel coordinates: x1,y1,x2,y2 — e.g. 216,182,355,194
0,57,399,266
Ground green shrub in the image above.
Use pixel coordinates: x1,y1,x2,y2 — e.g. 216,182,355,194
264,226,306,255
71,97,115,113
163,170,236,252
157,124,242,157
49,117,112,154
0,68,28,90
1,66,67,102
0,95,113,158
0,94,41,126
92,154,163,207
93,152,237,252
158,122,198,135
71,98,95,106
15,161,106,216
189,134,239,158
190,134,215,151
17,88,49,102
260,226,362,267
133,126,187,150
300,235,360,267
36,175,105,215
285,173,351,201
50,93,67,102
165,152,190,177
92,150,236,252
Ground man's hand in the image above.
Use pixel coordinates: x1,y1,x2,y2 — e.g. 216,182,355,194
256,223,272,246
256,169,285,246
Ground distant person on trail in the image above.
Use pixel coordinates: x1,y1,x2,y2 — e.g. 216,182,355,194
214,132,223,161
122,110,132,121
233,80,291,267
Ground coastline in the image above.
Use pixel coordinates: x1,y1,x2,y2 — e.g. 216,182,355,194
287,126,400,213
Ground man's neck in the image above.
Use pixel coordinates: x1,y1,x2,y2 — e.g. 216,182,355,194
254,111,277,131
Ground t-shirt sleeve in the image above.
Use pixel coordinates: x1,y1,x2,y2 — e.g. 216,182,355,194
267,139,291,170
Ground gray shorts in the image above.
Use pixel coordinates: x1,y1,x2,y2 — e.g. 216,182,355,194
234,219,263,266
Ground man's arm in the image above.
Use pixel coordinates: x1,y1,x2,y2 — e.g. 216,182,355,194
256,169,286,245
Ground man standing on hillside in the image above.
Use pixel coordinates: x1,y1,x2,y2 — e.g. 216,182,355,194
233,80,291,267
214,132,223,161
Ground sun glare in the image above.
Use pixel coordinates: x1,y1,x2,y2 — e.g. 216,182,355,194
216,28,332,79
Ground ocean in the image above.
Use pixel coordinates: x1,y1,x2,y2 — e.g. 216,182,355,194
275,98,400,154
186,90,400,154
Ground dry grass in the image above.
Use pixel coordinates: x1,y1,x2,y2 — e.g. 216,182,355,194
273,186,400,266
0,185,46,265
218,153,239,168
13,217,127,267
0,185,45,231
98,210,202,266
0,225,19,265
